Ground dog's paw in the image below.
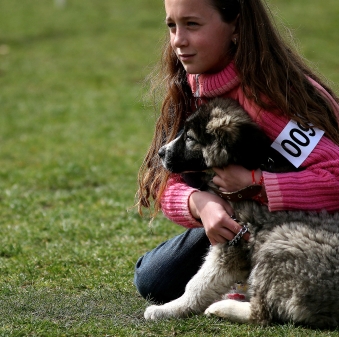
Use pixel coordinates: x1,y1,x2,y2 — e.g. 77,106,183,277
144,305,171,320
205,300,230,318
204,299,251,323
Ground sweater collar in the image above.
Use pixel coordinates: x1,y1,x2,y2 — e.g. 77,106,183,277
187,61,240,98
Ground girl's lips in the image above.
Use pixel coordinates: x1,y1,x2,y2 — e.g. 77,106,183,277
179,54,195,61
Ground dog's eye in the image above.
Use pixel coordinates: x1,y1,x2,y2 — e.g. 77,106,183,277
185,135,196,143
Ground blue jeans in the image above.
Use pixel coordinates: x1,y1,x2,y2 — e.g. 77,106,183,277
134,228,210,304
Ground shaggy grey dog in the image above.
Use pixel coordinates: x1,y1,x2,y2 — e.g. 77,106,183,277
144,98,339,328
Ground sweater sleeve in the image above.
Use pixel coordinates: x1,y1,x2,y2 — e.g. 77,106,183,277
258,112,339,212
235,82,339,213
160,174,203,228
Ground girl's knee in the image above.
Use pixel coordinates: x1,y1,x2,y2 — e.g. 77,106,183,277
134,255,150,299
134,254,182,303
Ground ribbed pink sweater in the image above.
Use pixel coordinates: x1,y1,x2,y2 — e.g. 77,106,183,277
160,62,339,228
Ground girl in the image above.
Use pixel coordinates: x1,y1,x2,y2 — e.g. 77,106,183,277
135,0,339,304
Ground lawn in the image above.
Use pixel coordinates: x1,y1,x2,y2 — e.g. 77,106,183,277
0,0,339,336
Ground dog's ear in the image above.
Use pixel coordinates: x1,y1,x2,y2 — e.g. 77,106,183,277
204,99,273,169
206,115,272,169
206,114,233,137
205,111,246,167
204,112,235,167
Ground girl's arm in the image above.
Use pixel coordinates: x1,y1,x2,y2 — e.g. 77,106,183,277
160,174,248,245
258,112,339,212
234,84,339,213
160,174,202,228
263,137,339,212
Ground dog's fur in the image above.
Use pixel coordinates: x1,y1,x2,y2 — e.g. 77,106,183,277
144,98,339,328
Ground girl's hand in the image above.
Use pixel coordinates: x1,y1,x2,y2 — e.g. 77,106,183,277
212,165,261,192
189,191,250,245
212,165,268,203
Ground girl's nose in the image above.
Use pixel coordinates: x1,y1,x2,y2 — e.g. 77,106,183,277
173,28,188,48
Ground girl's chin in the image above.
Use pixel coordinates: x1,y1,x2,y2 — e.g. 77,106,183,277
181,65,201,75
186,70,200,75
184,63,231,75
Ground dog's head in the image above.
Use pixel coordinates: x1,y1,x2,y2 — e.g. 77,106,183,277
158,98,272,173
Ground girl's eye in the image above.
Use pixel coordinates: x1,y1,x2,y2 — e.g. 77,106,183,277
166,22,176,29
187,22,198,27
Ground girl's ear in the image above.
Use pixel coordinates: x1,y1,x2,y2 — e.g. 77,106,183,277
231,14,240,42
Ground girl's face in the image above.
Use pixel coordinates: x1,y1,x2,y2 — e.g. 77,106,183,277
165,0,237,74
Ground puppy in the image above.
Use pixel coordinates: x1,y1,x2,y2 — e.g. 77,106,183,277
144,98,339,328
158,98,295,174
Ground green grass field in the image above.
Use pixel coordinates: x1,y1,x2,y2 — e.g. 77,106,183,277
0,0,339,335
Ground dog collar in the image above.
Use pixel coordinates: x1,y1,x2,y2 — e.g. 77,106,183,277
208,183,262,202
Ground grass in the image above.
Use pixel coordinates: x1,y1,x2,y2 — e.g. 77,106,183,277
0,0,338,335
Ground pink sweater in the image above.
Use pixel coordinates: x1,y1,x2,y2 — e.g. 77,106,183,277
160,62,339,228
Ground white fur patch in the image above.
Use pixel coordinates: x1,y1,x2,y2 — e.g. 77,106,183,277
205,299,251,323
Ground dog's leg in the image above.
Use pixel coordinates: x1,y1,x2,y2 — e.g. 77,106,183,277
144,244,249,320
205,299,251,323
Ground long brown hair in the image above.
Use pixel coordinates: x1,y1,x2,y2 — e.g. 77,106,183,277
137,0,339,218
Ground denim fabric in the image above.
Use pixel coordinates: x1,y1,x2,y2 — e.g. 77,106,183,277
134,228,210,304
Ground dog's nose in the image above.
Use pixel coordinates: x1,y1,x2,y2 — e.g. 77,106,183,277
158,146,166,159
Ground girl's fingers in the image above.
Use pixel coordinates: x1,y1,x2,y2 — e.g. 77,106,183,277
208,218,250,245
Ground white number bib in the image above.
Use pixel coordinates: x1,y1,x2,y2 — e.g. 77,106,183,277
271,120,324,168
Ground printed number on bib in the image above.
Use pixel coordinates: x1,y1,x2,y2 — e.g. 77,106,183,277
271,120,324,168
